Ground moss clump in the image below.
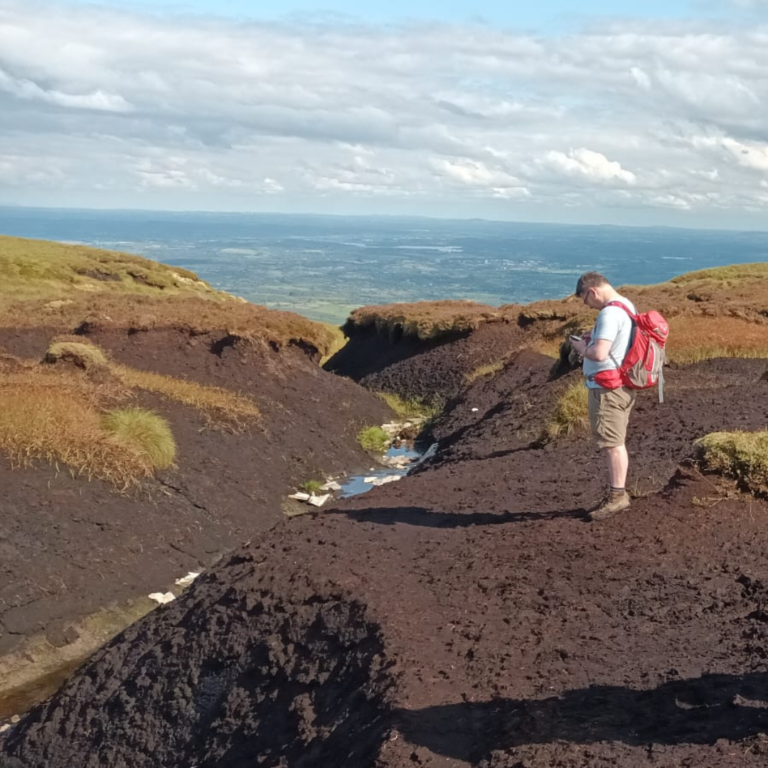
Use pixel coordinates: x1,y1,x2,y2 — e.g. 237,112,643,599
357,426,390,453
546,380,589,440
103,407,177,470
694,430,768,496
45,341,108,370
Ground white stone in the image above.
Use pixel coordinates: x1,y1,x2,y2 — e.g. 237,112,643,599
371,475,403,486
384,456,412,469
363,477,378,484
174,572,201,588
471,407,479,412
0,723,11,734
320,481,342,491
288,492,311,501
308,494,331,507
148,592,176,605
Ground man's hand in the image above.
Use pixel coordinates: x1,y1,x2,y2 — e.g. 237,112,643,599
571,337,588,357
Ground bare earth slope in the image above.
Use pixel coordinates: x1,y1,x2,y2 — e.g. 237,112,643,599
4,349,768,767
0,238,391,667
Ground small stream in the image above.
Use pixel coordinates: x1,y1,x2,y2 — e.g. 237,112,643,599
339,442,423,498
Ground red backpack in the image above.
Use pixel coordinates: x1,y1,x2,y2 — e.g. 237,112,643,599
592,301,669,402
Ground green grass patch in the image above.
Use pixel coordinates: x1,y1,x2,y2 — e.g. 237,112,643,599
103,407,177,470
669,263,768,286
299,479,325,494
0,235,214,302
377,392,443,420
357,426,390,453
546,380,589,440
694,430,768,496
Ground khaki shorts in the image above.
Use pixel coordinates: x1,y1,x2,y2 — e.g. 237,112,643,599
588,386,637,449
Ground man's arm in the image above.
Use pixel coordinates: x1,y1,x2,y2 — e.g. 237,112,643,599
571,337,612,361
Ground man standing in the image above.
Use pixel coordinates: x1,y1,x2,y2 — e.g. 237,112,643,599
570,272,637,521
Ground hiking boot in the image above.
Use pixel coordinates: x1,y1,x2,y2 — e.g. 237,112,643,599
589,491,630,521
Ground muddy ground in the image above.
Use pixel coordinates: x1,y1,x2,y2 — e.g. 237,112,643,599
3,339,768,767
0,327,391,658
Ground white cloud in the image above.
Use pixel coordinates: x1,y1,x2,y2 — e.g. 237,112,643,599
0,68,132,112
1,1,768,223
538,149,637,185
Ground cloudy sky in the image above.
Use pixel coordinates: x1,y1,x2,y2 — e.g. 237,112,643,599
1,0,768,228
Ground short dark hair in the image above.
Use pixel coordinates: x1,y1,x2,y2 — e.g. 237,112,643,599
575,271,610,297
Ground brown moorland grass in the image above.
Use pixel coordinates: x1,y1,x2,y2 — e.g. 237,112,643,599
0,236,337,356
0,337,261,483
0,377,152,487
666,316,768,364
344,263,768,365
41,338,262,427
344,300,504,341
112,364,261,427
3,293,336,356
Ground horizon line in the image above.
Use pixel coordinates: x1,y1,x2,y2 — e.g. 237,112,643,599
2,204,768,237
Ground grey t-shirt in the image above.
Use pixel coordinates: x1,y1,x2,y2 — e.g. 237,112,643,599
583,295,637,388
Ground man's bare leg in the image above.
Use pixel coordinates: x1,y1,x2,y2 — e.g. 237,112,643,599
605,444,629,489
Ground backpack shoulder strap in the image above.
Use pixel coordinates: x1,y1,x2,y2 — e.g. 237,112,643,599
605,300,638,320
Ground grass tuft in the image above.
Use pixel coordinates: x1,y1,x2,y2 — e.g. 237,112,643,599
111,364,261,426
103,407,177,470
465,360,506,384
694,430,768,496
299,479,325,494
45,340,109,369
377,392,443,420
357,426,390,453
546,380,589,440
0,382,151,487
